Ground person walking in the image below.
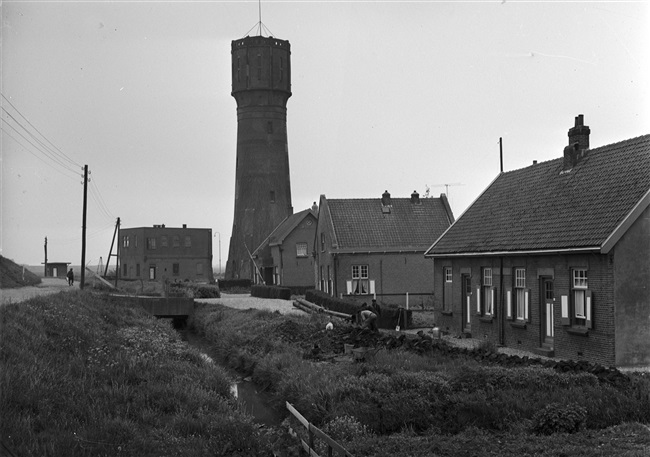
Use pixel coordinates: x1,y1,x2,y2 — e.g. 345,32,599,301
66,268,74,286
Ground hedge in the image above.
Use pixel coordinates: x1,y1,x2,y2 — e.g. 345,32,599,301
218,279,251,291
251,284,291,300
304,289,412,329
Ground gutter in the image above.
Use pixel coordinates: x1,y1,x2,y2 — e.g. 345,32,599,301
426,246,600,258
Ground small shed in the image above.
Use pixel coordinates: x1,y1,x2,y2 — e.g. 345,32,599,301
44,262,71,278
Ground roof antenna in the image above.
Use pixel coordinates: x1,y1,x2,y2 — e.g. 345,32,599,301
499,137,504,173
257,0,262,36
242,0,275,38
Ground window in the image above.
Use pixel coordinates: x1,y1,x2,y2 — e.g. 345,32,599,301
443,267,453,311
270,191,275,203
274,266,279,286
482,268,494,315
161,236,168,247
296,242,308,257
320,266,325,292
196,263,203,275
573,269,587,323
515,268,526,320
173,263,179,276
134,236,138,248
327,265,333,296
173,236,180,248
147,237,156,250
351,265,369,295
149,266,156,280
122,236,129,248
184,236,191,248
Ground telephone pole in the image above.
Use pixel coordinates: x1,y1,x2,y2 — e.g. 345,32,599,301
80,165,88,289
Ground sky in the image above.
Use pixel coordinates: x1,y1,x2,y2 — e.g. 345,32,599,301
2,1,649,271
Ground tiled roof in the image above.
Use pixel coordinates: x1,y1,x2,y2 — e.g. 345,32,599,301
253,208,316,254
327,197,453,250
427,134,650,255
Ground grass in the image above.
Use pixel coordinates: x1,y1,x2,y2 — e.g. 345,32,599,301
0,291,272,456
0,255,41,288
189,302,650,456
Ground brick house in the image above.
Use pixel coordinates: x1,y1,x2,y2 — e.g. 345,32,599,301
251,206,318,289
316,191,454,307
425,115,650,367
119,225,214,283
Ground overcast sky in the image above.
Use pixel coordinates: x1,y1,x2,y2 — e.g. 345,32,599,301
2,1,648,270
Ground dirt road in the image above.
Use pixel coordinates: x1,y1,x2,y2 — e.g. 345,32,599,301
1,277,76,305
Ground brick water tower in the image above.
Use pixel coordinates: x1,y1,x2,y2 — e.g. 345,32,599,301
225,35,293,280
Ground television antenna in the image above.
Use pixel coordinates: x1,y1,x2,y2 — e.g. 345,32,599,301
243,0,275,37
428,183,464,198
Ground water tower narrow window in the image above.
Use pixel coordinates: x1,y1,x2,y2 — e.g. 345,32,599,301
270,191,275,203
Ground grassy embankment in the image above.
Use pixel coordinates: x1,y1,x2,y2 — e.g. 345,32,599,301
0,255,41,288
189,302,650,457
0,291,275,456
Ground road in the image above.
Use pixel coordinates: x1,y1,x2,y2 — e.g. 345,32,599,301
1,277,77,305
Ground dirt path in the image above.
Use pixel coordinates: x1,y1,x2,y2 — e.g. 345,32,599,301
1,277,77,305
196,293,304,315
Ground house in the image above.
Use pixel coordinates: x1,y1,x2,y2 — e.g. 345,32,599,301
44,262,71,278
119,225,214,283
425,115,650,367
315,191,454,307
251,205,318,289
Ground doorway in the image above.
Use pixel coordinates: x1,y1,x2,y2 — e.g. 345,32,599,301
540,277,554,347
461,274,472,334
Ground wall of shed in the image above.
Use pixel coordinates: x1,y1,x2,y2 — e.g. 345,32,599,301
613,205,650,366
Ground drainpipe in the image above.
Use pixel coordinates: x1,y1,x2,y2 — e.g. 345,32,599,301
499,256,505,345
333,254,338,297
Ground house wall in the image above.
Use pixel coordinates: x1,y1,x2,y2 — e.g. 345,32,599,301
432,253,617,366
119,227,214,283
613,205,650,366
275,218,316,288
336,252,433,307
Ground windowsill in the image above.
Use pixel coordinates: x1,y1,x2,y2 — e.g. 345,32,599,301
441,310,453,316
479,316,494,323
566,327,589,336
510,321,527,329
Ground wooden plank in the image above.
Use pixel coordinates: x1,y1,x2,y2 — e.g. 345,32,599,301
286,402,310,429
309,424,352,456
300,439,321,457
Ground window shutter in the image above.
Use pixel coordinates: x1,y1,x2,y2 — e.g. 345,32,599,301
506,290,512,319
491,287,496,316
585,289,593,329
346,280,352,295
525,289,531,322
476,287,481,314
369,280,375,295
561,295,570,325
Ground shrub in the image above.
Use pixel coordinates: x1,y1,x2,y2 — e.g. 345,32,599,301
251,285,291,300
532,402,587,435
218,279,251,292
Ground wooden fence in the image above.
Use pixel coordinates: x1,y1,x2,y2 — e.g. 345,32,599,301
285,402,353,457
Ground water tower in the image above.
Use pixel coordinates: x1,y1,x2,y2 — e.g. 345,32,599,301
225,34,293,279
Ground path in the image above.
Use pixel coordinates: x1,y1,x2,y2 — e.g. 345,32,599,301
1,277,77,305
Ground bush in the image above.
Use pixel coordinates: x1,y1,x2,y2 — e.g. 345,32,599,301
251,285,291,300
532,402,587,435
218,279,251,292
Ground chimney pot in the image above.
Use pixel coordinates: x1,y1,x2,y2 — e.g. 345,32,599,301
411,190,420,204
183,224,187,229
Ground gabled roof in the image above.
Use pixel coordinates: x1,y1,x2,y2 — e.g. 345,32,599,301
252,208,317,256
426,134,650,256
324,195,454,252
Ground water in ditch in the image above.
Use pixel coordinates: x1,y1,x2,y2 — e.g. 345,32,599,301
179,328,287,427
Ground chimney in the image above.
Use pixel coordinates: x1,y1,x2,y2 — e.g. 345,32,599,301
381,190,391,214
182,224,187,229
311,201,318,212
410,190,420,204
564,114,590,170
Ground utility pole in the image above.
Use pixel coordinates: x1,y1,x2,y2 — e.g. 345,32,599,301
105,217,121,278
499,137,504,173
80,165,88,289
44,237,48,277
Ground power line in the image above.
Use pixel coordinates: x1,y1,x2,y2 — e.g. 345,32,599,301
1,93,81,169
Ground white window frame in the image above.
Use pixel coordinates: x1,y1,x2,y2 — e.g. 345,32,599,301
352,265,369,295
445,267,453,283
572,269,588,320
296,242,308,258
515,268,526,320
483,268,493,315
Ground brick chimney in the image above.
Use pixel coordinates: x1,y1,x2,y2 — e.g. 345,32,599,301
564,114,590,170
381,190,391,214
410,190,420,204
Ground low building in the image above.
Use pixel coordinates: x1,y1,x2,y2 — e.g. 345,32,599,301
119,224,214,283
316,191,454,307
425,115,650,367
44,262,70,278
252,205,318,289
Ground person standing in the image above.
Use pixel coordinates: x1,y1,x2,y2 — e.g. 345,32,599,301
67,268,74,286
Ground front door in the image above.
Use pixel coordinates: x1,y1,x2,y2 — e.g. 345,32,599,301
462,275,472,333
541,278,554,347
53,267,58,278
